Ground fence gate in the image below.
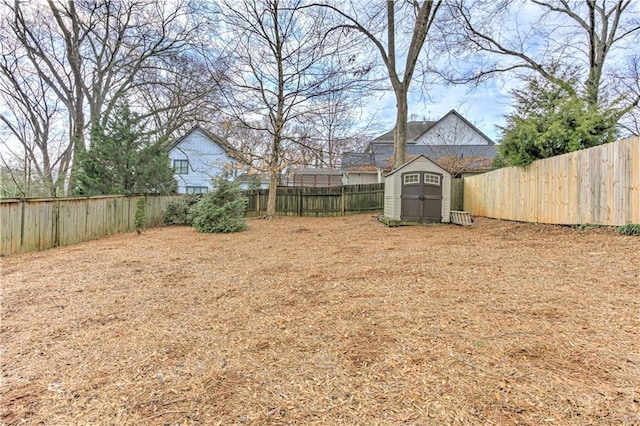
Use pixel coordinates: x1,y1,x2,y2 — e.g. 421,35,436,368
400,172,443,222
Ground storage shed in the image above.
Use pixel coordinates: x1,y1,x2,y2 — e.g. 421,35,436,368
383,155,451,224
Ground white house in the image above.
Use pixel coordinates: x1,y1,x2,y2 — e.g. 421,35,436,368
168,125,242,194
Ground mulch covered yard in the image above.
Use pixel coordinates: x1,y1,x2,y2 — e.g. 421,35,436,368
1,215,639,425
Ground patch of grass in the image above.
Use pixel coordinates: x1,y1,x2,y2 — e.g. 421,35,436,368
575,223,603,231
616,223,640,235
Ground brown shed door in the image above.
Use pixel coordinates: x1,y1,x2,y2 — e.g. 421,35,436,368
401,172,443,222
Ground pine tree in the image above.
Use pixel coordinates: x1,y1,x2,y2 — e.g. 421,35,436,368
189,176,248,233
497,76,618,167
134,196,146,234
75,102,177,195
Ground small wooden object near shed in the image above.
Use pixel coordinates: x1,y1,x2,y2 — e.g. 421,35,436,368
382,155,451,226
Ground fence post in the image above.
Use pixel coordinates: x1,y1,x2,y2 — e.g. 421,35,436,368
256,190,260,214
20,199,25,253
53,199,60,248
341,185,345,215
297,187,302,216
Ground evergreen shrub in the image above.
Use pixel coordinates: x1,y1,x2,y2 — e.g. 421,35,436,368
189,177,248,233
163,194,202,225
134,196,146,234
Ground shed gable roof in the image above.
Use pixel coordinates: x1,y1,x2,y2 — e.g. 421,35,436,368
385,155,449,178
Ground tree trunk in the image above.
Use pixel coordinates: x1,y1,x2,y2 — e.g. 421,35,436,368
67,99,86,192
393,89,408,169
266,135,280,217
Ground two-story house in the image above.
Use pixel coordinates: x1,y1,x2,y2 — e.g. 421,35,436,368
168,125,243,194
342,109,498,180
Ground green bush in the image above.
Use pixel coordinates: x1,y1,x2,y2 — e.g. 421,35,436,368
134,196,146,234
616,224,640,236
189,177,248,233
163,194,202,225
575,223,602,231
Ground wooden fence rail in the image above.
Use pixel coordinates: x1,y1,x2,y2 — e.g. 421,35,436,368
1,194,181,256
463,137,640,226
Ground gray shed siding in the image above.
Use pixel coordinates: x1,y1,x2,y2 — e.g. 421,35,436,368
384,156,451,223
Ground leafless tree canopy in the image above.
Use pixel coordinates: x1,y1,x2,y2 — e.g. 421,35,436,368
311,1,443,169
441,0,640,133
0,0,221,195
217,0,372,215
2,0,639,199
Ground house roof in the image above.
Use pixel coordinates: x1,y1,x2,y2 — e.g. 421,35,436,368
235,173,270,183
374,144,497,168
370,110,496,146
289,168,344,176
371,120,437,143
343,144,497,172
342,109,498,174
341,151,374,169
169,125,244,162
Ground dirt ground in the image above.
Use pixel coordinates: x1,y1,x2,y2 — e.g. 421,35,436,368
1,215,639,425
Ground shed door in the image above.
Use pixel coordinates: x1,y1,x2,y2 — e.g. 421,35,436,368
400,172,443,222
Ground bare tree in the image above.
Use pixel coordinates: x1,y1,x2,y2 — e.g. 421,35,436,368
134,52,227,142
218,0,367,217
0,38,70,196
423,117,496,177
611,54,640,135
443,0,640,118
311,1,443,169
294,84,374,169
2,0,211,192
220,119,272,171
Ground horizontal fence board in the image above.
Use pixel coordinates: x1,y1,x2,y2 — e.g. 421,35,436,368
1,194,180,256
463,137,640,226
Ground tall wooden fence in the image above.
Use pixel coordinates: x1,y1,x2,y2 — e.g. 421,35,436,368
450,178,464,211
243,183,385,217
463,137,640,226
1,194,180,256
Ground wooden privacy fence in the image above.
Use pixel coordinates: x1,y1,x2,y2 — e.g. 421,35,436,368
1,194,181,256
1,181,464,256
463,137,640,226
243,180,464,216
243,183,385,217
450,178,464,211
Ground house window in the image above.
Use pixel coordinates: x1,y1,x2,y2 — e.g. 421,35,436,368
186,186,208,194
173,159,189,174
403,173,420,185
424,173,441,186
